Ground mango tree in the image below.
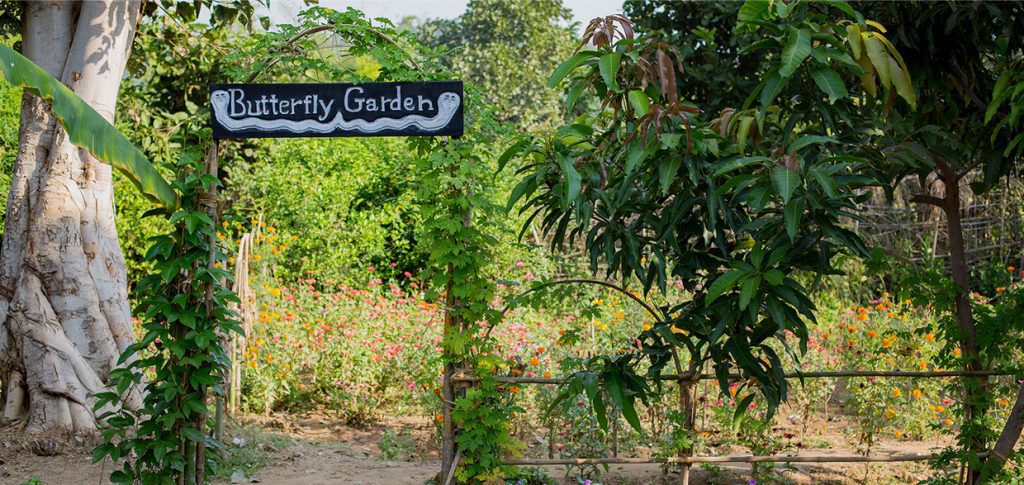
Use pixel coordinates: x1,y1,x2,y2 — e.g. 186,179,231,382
500,1,905,433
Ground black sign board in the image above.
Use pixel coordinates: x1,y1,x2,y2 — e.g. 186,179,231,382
210,81,463,139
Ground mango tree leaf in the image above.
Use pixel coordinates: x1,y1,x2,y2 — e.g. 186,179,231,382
658,157,681,194
628,90,650,117
738,0,771,27
809,65,849,103
763,269,784,286
0,44,179,210
759,71,786,110
779,27,812,78
789,135,837,153
846,23,862,59
771,166,801,203
556,153,582,210
547,51,598,87
599,51,623,92
863,35,891,87
784,199,804,240
739,275,761,310
705,270,745,306
714,156,771,176
887,55,916,108
733,393,757,433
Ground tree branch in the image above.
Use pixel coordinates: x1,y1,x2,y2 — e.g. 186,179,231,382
909,194,945,207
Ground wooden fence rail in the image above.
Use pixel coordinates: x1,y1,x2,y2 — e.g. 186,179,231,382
458,368,1015,484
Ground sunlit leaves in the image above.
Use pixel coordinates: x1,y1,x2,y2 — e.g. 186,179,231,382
0,44,179,210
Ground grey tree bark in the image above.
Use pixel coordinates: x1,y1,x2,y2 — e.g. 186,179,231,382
0,0,142,446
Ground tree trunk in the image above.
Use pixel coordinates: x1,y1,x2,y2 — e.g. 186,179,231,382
0,0,142,445
936,161,989,484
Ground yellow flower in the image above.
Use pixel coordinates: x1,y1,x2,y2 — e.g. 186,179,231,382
944,418,953,426
613,311,625,320
229,256,236,264
222,221,229,227
885,408,895,419
912,389,922,399
998,398,1010,407
892,388,902,398
895,430,903,439
543,371,552,379
925,333,935,342
936,405,946,413
642,324,652,331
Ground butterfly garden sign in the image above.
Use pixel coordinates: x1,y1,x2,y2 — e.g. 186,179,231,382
210,81,463,139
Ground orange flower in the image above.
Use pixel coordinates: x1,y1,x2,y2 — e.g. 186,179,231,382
1009,266,1016,272
857,314,868,321
867,330,877,338
953,348,962,356
529,357,539,366
892,388,902,398
543,371,552,379
881,337,892,348
936,405,946,413
925,333,935,342
944,418,953,426
996,287,1006,294
919,361,928,370
435,413,444,423
912,389,922,399
821,332,830,339
885,408,896,419
848,325,857,333
998,398,1010,407
537,347,545,353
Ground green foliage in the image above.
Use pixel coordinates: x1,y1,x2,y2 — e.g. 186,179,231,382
419,0,576,130
0,70,18,235
623,1,761,114
503,10,880,426
453,368,525,482
229,137,425,284
0,43,178,210
94,143,239,483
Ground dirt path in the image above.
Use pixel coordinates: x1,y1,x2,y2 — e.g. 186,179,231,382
0,413,941,485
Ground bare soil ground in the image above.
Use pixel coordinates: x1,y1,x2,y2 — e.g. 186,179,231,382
0,412,942,485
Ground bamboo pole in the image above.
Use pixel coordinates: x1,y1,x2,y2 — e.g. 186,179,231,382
505,452,987,465
453,369,1013,385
